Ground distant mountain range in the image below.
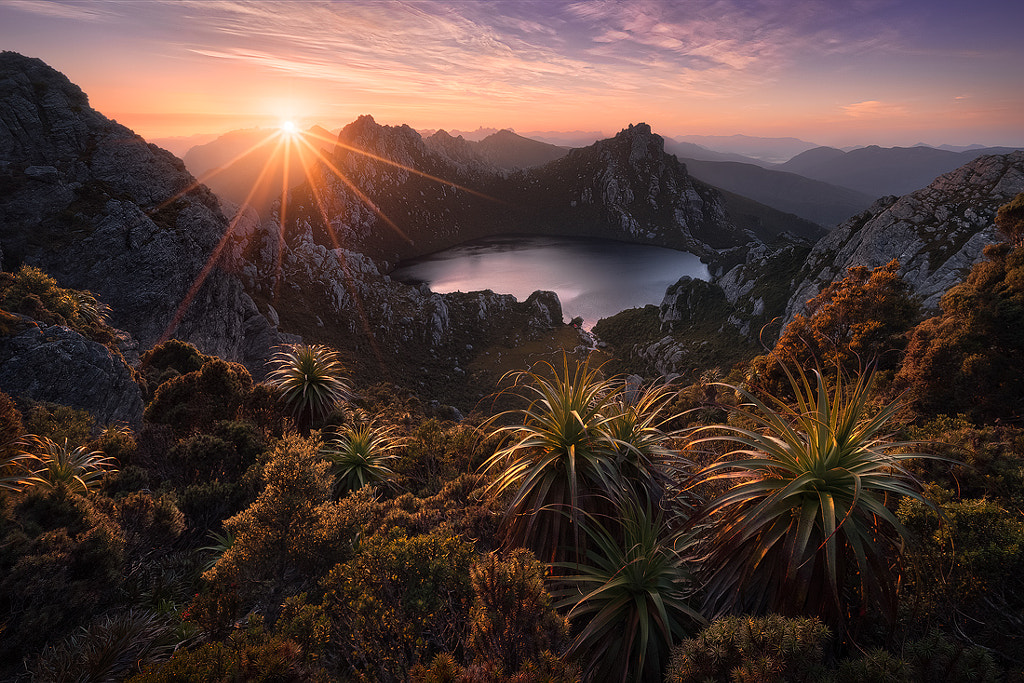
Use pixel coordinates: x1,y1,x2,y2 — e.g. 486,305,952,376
676,158,874,228
180,121,1022,234
278,116,819,266
779,144,1023,198
670,134,819,164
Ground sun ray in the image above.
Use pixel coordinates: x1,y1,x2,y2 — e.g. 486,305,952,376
292,135,413,244
296,148,390,373
274,131,292,301
157,135,288,345
147,131,284,217
300,127,504,205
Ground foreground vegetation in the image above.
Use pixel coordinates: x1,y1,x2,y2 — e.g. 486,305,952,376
2,209,1024,681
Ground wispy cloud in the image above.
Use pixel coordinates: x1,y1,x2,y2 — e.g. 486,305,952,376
842,100,909,118
0,0,117,22
161,0,900,99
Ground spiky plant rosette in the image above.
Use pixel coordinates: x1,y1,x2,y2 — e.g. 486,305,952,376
266,343,351,424
552,499,704,683
482,356,620,562
0,437,43,491
600,379,688,508
321,420,403,495
689,362,944,625
72,289,112,326
28,436,117,494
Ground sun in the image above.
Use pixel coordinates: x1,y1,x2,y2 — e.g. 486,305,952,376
280,120,298,135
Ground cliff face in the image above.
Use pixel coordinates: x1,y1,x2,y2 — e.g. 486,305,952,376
0,52,280,369
784,151,1024,323
227,212,563,397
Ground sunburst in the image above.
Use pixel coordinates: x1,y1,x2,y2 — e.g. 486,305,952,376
155,114,502,376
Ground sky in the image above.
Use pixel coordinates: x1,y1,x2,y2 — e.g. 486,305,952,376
1,0,1022,148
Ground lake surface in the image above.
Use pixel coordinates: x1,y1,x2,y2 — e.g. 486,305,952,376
390,235,709,328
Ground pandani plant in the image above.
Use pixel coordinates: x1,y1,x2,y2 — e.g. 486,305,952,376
688,360,946,627
23,436,117,494
321,416,403,496
265,343,351,426
482,356,689,564
552,497,704,683
482,356,620,563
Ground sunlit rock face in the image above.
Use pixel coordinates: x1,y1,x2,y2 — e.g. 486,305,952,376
783,151,1024,325
0,51,279,368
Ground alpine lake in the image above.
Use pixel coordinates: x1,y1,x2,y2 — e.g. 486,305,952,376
390,235,709,329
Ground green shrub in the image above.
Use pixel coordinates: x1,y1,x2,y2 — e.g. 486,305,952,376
202,434,358,602
398,418,485,495
140,339,210,389
0,390,24,444
320,527,476,680
128,618,327,682
275,593,332,664
0,489,125,673
90,424,137,466
0,266,116,344
899,496,1024,658
748,259,918,398
897,243,1024,421
175,478,256,543
145,358,253,432
903,630,1001,683
664,615,831,683
23,402,93,446
830,648,911,683
164,421,265,486
107,490,185,555
468,549,567,675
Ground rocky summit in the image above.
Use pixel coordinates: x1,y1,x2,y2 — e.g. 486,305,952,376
784,151,1024,323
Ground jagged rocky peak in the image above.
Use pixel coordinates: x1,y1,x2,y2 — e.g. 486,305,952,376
0,52,279,369
784,150,1024,323
423,129,480,163
0,52,96,162
335,114,427,165
576,122,671,168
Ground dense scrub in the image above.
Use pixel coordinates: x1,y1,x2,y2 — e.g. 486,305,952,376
3,235,1024,681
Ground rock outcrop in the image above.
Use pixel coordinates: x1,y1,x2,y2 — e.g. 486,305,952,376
784,151,1024,324
229,215,563,390
0,52,281,371
0,321,144,428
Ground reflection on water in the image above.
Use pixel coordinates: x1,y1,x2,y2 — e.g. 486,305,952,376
390,235,709,327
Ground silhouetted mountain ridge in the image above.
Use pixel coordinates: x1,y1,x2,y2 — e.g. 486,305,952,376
780,144,1024,198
